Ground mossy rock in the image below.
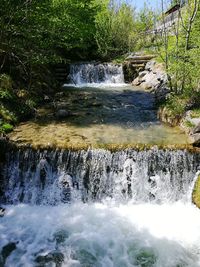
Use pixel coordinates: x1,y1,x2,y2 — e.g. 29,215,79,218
192,174,200,208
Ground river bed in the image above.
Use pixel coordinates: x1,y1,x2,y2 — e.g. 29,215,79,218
9,85,188,148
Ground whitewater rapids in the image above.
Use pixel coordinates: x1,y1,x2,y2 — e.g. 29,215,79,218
1,201,200,267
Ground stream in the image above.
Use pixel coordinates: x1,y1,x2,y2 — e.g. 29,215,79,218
0,63,200,267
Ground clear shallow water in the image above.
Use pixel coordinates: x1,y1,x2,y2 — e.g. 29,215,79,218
9,85,188,147
1,202,200,267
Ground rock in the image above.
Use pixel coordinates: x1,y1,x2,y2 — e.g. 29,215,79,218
132,77,141,86
138,71,148,79
35,251,64,266
0,207,6,217
55,92,65,98
0,242,17,265
140,72,160,90
189,133,200,146
55,109,71,119
193,123,200,134
43,95,51,103
154,85,170,102
145,60,156,71
157,72,168,84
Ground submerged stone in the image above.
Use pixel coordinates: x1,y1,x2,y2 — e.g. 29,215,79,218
135,249,157,267
0,242,17,265
35,251,64,266
55,109,71,119
0,207,5,217
53,229,69,244
73,249,97,267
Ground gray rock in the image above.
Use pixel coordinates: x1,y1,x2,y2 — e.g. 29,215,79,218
157,73,168,84
132,77,141,86
190,133,200,146
0,242,17,266
55,92,65,98
138,71,148,79
145,61,156,71
193,123,200,134
55,109,71,119
0,207,5,217
155,85,170,102
35,251,64,266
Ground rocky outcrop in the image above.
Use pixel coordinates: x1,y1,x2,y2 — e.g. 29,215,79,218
123,54,155,83
132,60,170,102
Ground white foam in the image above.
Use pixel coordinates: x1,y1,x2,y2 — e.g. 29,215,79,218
1,202,200,266
63,82,129,88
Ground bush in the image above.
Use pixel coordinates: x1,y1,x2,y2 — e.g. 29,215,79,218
1,123,13,133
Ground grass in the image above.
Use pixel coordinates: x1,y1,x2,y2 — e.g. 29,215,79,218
191,109,200,118
184,120,195,128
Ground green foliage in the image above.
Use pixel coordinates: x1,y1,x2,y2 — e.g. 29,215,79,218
0,73,34,134
1,123,13,133
153,0,200,116
191,108,200,118
165,94,187,116
95,1,136,58
184,120,195,128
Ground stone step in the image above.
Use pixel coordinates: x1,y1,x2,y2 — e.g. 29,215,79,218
128,60,149,64
130,64,145,68
127,55,155,61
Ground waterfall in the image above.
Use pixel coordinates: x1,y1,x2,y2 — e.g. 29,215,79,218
1,147,200,267
1,148,199,205
66,63,125,86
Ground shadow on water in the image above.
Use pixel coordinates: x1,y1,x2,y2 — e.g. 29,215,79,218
36,86,158,128
8,85,188,146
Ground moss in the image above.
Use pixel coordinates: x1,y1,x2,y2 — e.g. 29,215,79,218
192,174,200,209
9,142,200,153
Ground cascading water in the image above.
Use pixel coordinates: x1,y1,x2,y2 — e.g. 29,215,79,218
66,63,125,86
1,148,199,205
1,147,200,267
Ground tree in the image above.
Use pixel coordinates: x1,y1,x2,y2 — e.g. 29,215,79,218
95,0,136,58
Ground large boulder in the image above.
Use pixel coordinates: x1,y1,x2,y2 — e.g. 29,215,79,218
132,60,169,102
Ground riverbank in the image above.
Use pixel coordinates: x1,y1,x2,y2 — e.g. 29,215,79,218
129,58,200,147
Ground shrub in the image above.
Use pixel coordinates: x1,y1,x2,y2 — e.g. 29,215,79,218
1,123,13,133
